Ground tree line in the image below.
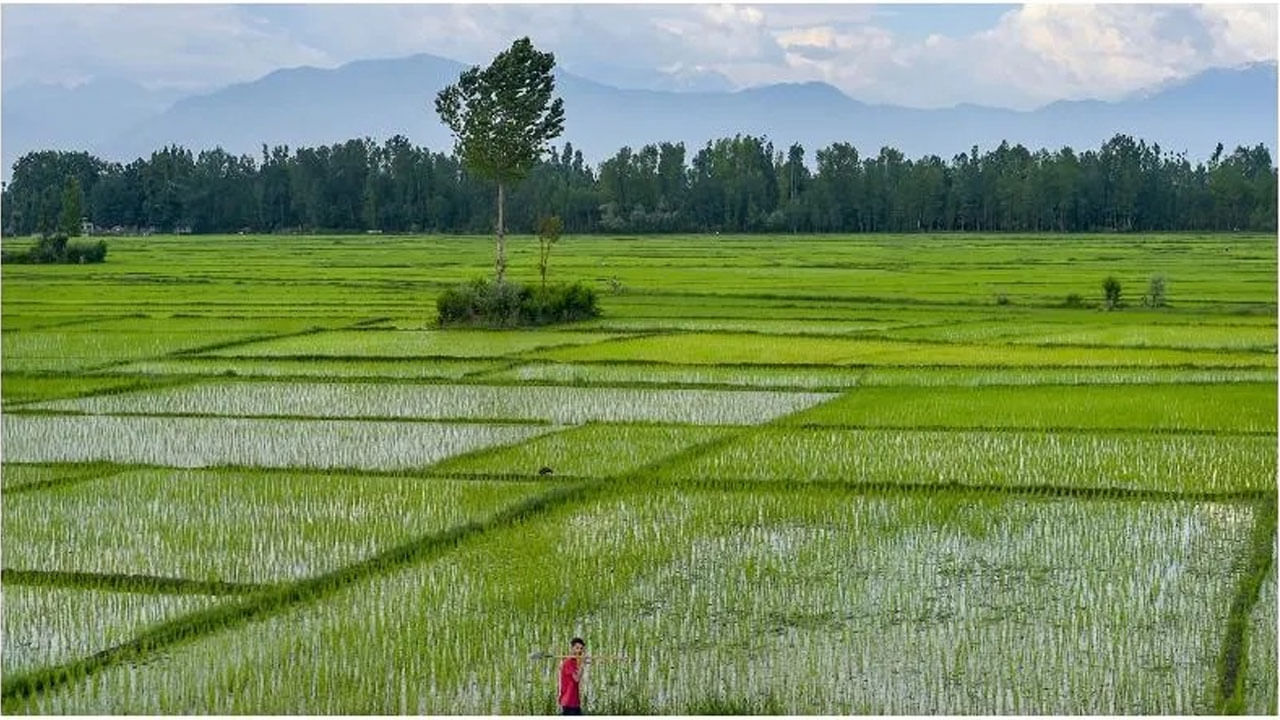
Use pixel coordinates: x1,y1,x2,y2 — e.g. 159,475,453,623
2,133,1275,237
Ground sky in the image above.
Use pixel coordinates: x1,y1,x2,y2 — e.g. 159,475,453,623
1,2,1276,110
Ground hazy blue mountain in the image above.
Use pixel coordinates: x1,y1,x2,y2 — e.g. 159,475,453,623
565,62,736,93
97,54,468,165
1,77,185,173
8,53,1275,175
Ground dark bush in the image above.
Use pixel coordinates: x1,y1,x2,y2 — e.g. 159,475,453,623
1,234,108,264
1063,293,1086,308
1102,276,1122,310
65,240,108,264
437,278,599,327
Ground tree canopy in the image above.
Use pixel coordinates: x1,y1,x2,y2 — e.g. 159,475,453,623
435,37,565,283
2,134,1275,237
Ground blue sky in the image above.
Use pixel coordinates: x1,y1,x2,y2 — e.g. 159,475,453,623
2,3,1275,109
871,4,1017,40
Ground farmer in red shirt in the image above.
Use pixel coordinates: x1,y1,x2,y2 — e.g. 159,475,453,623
559,637,586,714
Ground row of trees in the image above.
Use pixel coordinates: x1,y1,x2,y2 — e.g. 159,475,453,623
3,133,1275,237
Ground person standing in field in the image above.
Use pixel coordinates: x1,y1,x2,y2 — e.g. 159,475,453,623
559,637,587,715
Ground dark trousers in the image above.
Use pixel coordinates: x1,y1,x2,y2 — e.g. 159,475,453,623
560,706,582,715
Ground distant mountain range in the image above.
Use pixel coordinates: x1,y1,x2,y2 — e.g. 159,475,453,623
3,53,1275,179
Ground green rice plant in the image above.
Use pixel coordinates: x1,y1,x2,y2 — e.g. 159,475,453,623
487,363,1278,389
0,331,272,372
83,317,329,336
572,317,902,335
2,415,552,471
30,381,835,426
658,428,1276,494
429,424,738,478
883,320,1277,352
849,367,1279,387
1,374,162,406
1008,324,1277,352
3,469,549,583
108,358,504,380
1244,555,1278,714
783,383,1277,433
8,488,1254,714
531,333,1273,368
198,330,632,359
1,586,223,675
0,463,110,491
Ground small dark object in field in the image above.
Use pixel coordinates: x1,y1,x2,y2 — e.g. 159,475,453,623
539,466,554,476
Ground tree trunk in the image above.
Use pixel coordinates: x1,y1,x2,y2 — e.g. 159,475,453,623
495,182,506,284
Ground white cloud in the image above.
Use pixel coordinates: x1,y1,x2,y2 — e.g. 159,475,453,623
1,5,333,91
1196,4,1278,64
1,3,1274,109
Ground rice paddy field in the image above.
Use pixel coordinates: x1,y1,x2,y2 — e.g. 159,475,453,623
1,232,1276,714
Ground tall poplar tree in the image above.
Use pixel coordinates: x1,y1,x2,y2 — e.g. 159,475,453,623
435,37,565,283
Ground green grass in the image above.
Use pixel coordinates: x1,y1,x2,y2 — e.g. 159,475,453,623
782,383,1277,433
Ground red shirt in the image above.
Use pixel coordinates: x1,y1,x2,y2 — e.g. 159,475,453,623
559,657,581,708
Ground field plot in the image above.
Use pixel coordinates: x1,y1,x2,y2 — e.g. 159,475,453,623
28,381,834,426
109,357,504,380
429,424,738,478
1,585,224,675
659,428,1275,494
879,318,1278,351
3,469,552,583
7,489,1255,714
1,232,1274,714
489,362,1277,389
1,330,264,372
0,374,164,406
0,316,333,373
1006,323,1278,351
532,332,1273,368
2,415,551,470
784,383,1277,433
200,329,631,359
573,317,906,335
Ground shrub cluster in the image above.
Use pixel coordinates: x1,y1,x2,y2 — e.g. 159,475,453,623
436,278,599,327
1,235,108,264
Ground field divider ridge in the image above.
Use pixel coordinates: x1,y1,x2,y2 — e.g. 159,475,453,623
784,422,1277,438
0,569,273,597
2,374,208,409
2,464,134,496
2,408,559,427
656,475,1272,504
1215,496,1277,714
